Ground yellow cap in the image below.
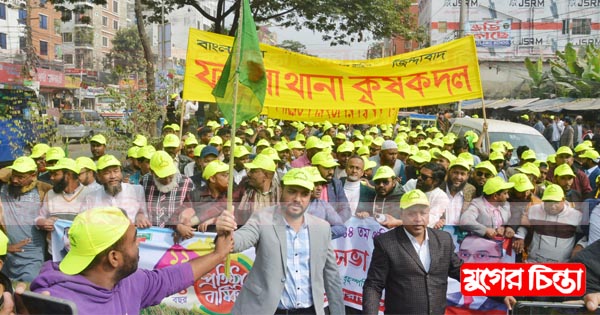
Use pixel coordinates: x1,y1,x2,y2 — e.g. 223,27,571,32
490,142,506,154
209,136,223,146
373,166,396,181
305,166,326,183
306,136,327,150
354,140,363,148
256,139,270,148
202,160,229,180
162,134,180,148
474,160,497,176
132,134,147,147
516,162,540,178
274,142,290,152
371,137,384,147
417,140,430,149
556,146,573,156
472,114,479,118
429,147,442,159
245,154,276,172
170,93,178,100
574,142,592,153
288,141,304,150
46,147,66,161
233,146,251,158
335,133,347,140
30,143,50,159
311,151,339,168
352,130,364,140
90,134,107,145
436,150,457,163
398,142,412,155
357,146,369,157
509,173,534,192
449,157,471,171
245,128,255,136
97,154,121,171
184,136,199,146
60,207,130,275
127,146,140,159
580,150,600,161
295,134,306,142
409,150,431,164
489,151,504,161
362,157,376,170
322,121,333,132
521,149,536,161
337,142,354,153
521,114,529,120
503,141,514,151
542,184,565,202
464,130,479,144
400,189,430,209
554,163,575,178
547,154,556,164
138,145,156,160
282,168,314,191
368,126,379,134
150,150,177,178
0,230,7,255
483,176,514,195
8,156,37,173
456,152,473,167
430,138,444,148
260,147,281,162
75,156,97,172
193,144,207,157
321,135,334,147
163,123,181,131
46,158,80,174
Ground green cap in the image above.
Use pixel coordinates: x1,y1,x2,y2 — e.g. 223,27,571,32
372,166,396,181
30,143,50,159
138,145,156,160
97,154,121,171
542,184,565,202
554,163,575,178
75,156,97,172
60,207,130,275
8,156,37,173
184,136,199,146
337,142,354,153
449,157,471,171
282,168,314,191
311,151,339,168
233,146,251,159
150,151,177,178
400,189,430,209
202,160,229,180
132,134,147,147
306,166,326,184
410,150,432,164
245,154,276,172
489,151,505,161
483,176,514,195
509,173,534,192
556,146,573,156
46,147,66,162
580,149,600,161
162,134,180,148
127,146,140,159
521,149,536,162
474,160,497,175
90,134,107,145
516,162,540,178
46,158,80,174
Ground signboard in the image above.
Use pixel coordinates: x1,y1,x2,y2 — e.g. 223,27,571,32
467,20,512,48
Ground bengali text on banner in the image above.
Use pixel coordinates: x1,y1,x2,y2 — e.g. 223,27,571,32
183,30,483,124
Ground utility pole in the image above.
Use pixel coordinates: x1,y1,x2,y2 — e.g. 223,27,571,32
458,0,468,38
22,0,39,81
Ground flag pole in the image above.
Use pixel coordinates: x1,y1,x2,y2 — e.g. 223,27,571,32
481,97,490,155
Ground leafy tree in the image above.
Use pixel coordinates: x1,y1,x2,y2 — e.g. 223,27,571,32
525,43,600,98
277,40,308,53
104,27,146,83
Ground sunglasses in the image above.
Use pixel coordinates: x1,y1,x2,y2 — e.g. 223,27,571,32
419,173,433,180
476,171,494,179
374,179,392,186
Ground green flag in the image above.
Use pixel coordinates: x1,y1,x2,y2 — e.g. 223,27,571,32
211,0,266,128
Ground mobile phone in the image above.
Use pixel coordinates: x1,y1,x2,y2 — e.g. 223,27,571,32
512,301,591,315
14,291,78,315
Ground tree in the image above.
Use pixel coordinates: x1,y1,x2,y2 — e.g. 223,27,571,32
104,27,146,82
277,40,308,53
367,42,384,59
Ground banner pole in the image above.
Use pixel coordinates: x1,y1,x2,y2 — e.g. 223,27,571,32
481,97,490,155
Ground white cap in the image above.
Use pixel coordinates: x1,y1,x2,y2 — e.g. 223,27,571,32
381,140,398,151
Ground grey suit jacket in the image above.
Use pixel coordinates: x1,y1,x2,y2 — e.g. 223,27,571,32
363,227,462,315
231,206,345,315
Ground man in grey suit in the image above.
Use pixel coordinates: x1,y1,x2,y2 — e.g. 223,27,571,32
363,189,463,315
216,167,345,315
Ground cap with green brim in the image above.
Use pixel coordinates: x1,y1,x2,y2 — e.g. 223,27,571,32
150,151,177,178
509,173,534,192
542,184,565,202
8,156,37,173
483,176,515,195
400,189,430,209
282,168,314,191
202,160,229,180
372,166,396,181
311,151,339,168
46,158,80,174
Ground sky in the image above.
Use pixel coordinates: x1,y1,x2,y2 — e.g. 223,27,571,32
271,26,373,60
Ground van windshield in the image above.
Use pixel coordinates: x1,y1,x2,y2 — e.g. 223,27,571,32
84,111,102,121
59,112,82,124
489,132,555,162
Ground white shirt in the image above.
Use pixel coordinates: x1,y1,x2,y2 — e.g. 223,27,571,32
233,168,247,185
343,180,361,215
586,165,598,176
81,183,148,222
426,187,449,228
334,166,347,180
589,204,600,244
184,161,198,177
404,228,430,272
445,186,464,226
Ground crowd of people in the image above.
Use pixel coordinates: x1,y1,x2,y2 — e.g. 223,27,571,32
1,112,600,314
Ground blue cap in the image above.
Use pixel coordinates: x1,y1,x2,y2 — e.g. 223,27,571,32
200,146,219,158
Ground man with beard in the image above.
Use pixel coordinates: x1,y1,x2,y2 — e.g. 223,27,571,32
185,160,231,232
234,154,280,225
312,151,352,222
334,142,354,180
163,134,193,174
231,146,250,185
342,155,376,217
36,158,89,230
358,166,405,229
76,157,102,191
508,173,541,259
30,143,51,184
403,162,448,229
215,168,345,315
439,158,476,227
89,134,107,161
0,156,51,281
30,207,233,313
82,154,149,227
580,150,600,191
370,140,406,185
141,151,194,238
468,160,497,197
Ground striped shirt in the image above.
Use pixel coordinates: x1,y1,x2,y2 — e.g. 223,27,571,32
141,173,194,227
279,217,313,310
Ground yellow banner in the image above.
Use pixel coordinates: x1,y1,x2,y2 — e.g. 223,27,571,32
183,29,483,124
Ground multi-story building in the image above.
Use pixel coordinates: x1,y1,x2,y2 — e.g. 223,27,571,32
0,0,26,59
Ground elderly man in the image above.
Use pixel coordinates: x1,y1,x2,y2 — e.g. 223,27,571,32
341,155,376,216
234,154,280,225
363,189,462,315
215,168,345,315
141,150,194,237
439,158,476,226
370,140,406,184
186,160,230,232
30,207,232,314
312,151,352,222
82,154,149,226
89,134,107,162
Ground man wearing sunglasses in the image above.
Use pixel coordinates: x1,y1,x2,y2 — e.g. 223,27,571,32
361,166,405,228
403,162,448,229
469,160,498,198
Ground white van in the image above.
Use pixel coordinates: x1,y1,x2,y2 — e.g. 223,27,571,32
449,118,555,164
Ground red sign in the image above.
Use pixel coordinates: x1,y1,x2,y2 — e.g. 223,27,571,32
36,68,64,88
0,62,23,83
461,263,585,297
64,68,98,77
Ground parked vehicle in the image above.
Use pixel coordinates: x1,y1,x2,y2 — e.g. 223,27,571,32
57,110,107,143
449,118,555,164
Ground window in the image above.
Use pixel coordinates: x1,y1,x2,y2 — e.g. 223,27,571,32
113,20,118,30
562,19,570,35
40,40,48,55
0,4,6,20
113,0,118,13
572,19,591,35
64,54,73,64
39,14,48,29
39,0,47,6
0,33,6,49
102,2,107,9
438,21,447,33
404,41,412,49
18,9,26,24
19,37,25,51
62,32,72,42
102,36,108,47
102,16,108,26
